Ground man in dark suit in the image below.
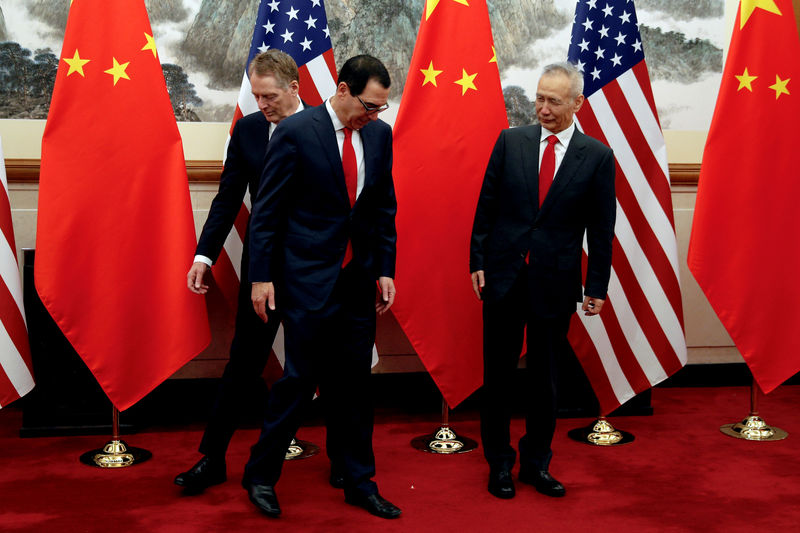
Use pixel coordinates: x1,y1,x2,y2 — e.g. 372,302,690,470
243,55,400,519
174,50,313,494
470,62,615,500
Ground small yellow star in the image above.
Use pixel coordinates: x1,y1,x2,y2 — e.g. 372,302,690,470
489,46,497,64
740,0,781,29
142,33,158,59
454,68,477,95
426,0,469,20
735,67,757,92
63,49,90,77
768,75,790,99
104,57,131,86
420,61,443,87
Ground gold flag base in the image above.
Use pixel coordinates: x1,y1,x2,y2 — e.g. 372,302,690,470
79,439,152,468
411,424,479,454
568,417,635,446
285,438,320,460
720,415,788,441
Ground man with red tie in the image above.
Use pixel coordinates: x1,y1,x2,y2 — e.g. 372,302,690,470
470,62,616,500
244,55,400,519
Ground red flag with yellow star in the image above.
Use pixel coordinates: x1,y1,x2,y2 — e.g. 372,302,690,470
688,0,800,393
392,0,507,407
35,0,210,411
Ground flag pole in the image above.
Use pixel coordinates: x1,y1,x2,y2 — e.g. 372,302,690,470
720,378,788,441
410,397,477,454
567,412,634,446
79,406,152,467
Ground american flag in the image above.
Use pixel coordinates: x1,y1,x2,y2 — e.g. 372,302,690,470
212,0,338,314
566,0,687,414
0,137,34,408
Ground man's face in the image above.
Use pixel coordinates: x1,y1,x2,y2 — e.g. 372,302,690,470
250,73,299,124
336,78,390,130
535,72,584,134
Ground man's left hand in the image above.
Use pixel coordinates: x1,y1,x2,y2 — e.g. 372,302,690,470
376,277,395,315
582,296,605,316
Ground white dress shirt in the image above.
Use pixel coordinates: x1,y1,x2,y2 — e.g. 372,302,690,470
538,121,577,179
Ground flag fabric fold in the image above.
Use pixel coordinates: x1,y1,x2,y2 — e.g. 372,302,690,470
213,0,337,314
688,0,800,393
35,0,209,411
567,0,687,414
0,138,34,408
392,0,508,408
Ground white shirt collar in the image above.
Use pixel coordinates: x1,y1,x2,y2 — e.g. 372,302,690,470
325,98,346,131
541,121,576,146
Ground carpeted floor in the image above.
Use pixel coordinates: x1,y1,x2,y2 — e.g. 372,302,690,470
1,386,798,532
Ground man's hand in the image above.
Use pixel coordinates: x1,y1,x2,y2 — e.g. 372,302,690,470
582,296,605,316
471,270,485,300
187,262,210,294
376,276,395,315
252,281,276,323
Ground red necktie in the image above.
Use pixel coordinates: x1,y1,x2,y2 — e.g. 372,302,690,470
342,127,357,267
539,134,559,206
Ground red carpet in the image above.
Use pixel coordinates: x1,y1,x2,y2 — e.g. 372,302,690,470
1,386,799,532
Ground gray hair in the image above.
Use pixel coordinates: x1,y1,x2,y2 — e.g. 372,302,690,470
541,62,584,99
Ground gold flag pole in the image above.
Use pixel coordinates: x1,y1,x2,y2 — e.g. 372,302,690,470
720,379,787,441
411,397,478,454
568,412,635,446
80,406,152,467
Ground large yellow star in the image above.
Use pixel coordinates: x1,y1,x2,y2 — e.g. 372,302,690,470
142,33,158,59
104,57,131,86
735,67,757,92
454,69,477,95
768,75,790,99
420,61,443,87
740,0,781,29
63,49,90,77
426,0,469,20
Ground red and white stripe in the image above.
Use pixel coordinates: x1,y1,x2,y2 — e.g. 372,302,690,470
0,138,34,408
569,61,687,414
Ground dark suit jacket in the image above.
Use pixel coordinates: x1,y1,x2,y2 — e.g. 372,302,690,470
470,124,615,317
195,111,271,268
249,104,397,311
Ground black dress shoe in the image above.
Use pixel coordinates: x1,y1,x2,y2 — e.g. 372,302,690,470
329,468,345,489
487,469,515,499
246,483,281,517
345,492,402,519
519,469,566,497
174,456,226,495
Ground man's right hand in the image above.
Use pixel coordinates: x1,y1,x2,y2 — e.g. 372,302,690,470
252,281,276,323
187,262,209,294
471,270,485,300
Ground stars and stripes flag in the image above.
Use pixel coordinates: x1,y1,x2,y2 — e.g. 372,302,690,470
211,0,337,313
0,137,34,408
566,0,687,414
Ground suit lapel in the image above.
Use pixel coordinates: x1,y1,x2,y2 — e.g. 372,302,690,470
535,128,587,221
310,105,350,206
521,125,541,213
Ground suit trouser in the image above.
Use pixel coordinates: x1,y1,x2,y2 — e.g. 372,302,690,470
480,268,572,472
198,267,280,458
244,265,378,497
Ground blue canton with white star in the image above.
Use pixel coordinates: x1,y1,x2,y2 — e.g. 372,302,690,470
247,0,333,67
567,0,644,98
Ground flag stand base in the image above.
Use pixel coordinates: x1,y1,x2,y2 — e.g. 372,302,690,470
567,416,634,446
720,415,787,441
720,380,788,441
410,399,478,454
79,439,152,468
285,438,320,460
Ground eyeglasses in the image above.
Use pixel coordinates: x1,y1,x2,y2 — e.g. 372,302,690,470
357,95,389,115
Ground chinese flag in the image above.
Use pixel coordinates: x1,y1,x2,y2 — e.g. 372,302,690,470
688,0,800,393
35,0,210,411
392,0,507,407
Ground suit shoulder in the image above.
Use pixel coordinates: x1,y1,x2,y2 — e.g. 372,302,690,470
575,129,612,155
500,125,538,141
235,111,269,132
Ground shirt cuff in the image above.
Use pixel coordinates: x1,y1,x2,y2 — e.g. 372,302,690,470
193,255,213,267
